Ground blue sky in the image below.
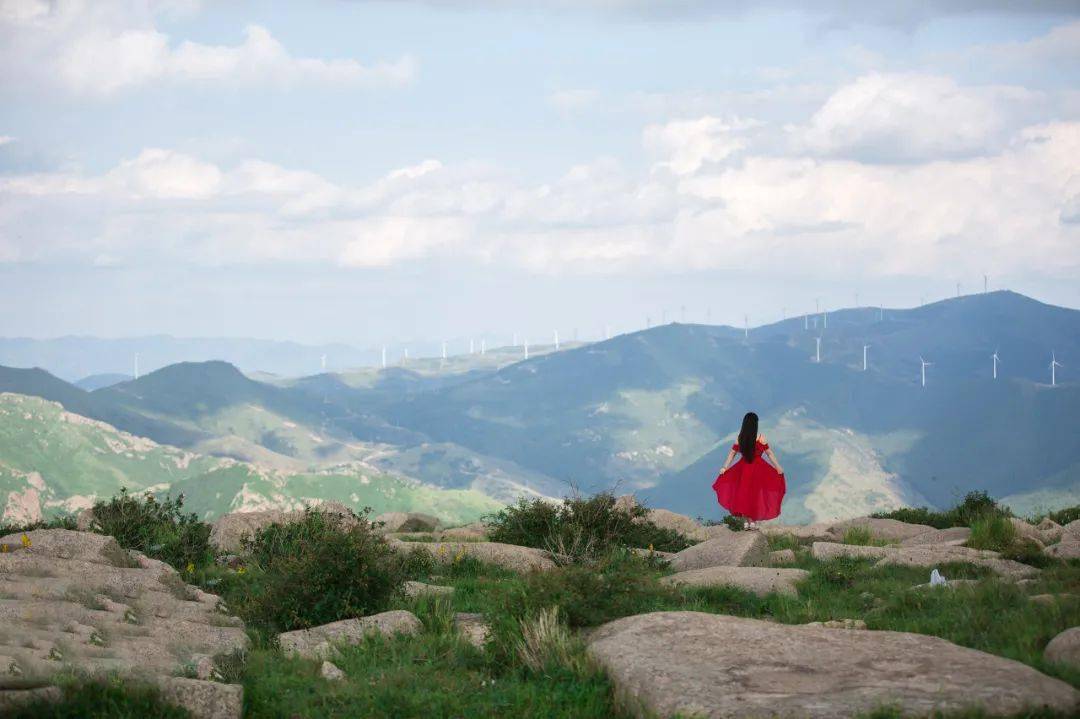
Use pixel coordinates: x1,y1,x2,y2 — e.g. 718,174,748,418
1,1,1078,348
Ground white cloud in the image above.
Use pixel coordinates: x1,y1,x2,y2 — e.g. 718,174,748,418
0,2,416,96
0,135,14,145
548,89,600,115
792,73,1039,162
644,117,758,175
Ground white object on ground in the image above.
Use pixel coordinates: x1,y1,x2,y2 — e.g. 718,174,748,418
930,569,948,586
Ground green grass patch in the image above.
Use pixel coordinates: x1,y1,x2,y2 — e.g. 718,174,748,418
872,490,1010,529
2,679,191,718
765,533,801,552
841,527,890,546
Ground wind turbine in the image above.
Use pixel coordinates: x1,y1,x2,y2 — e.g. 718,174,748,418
920,356,932,388
469,339,475,355
481,339,486,355
680,305,686,323
403,348,409,364
781,307,786,320
604,324,611,341
381,346,387,369
862,344,870,372
815,336,822,363
984,274,989,294
1051,352,1063,387
321,354,327,372
744,315,749,340
133,353,140,380
442,341,448,360
524,339,529,359
646,315,652,329
804,314,808,331
554,330,560,351
823,309,828,329
878,307,885,322
992,350,999,380
956,282,961,298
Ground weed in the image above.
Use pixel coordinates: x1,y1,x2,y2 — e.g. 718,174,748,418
967,515,1017,552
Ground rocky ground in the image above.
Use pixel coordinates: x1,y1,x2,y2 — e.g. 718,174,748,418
2,504,1078,718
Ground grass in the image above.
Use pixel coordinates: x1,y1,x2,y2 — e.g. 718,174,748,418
967,515,1017,552
2,679,191,719
841,526,890,546
872,490,1010,529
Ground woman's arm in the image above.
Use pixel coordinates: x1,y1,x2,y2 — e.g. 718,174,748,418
718,448,737,473
765,446,784,474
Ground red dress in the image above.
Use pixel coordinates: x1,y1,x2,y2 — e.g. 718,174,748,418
712,440,786,521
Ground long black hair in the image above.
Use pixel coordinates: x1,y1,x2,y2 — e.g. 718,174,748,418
738,412,759,462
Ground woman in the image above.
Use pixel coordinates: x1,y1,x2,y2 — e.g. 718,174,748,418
712,412,786,528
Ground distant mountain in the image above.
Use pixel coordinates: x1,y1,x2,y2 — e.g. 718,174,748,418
0,393,500,525
75,373,131,391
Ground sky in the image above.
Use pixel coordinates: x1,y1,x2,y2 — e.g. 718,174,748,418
1,0,1079,350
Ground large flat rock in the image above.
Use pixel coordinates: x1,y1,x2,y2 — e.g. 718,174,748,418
586,611,1079,718
392,540,556,572
1045,627,1080,669
0,530,247,686
660,567,809,597
760,523,835,542
669,530,769,572
900,526,972,547
278,610,422,659
374,512,441,533
811,542,1039,578
826,517,935,543
209,501,359,553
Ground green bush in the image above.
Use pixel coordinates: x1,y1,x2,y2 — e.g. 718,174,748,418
966,515,1017,552
235,509,427,634
722,515,748,531
872,491,1011,530
90,488,213,570
1037,506,1080,527
516,551,677,627
484,493,692,562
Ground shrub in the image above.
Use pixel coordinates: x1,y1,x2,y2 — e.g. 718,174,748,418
484,493,691,562
515,606,591,675
841,527,887,547
722,515,748,531
1038,505,1080,527
236,509,420,634
966,515,1016,552
3,680,191,719
872,490,1011,530
90,488,213,570
517,551,676,627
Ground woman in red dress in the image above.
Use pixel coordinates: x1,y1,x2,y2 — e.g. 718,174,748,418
712,412,786,528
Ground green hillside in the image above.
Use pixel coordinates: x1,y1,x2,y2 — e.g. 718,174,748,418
0,393,500,524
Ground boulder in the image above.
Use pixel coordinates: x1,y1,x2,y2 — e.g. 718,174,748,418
826,517,934,543
0,529,248,685
811,542,888,561
277,610,422,660
403,580,454,599
586,611,1079,719
1010,518,1047,546
812,542,1038,579
374,512,441,533
156,677,243,719
769,549,796,565
911,578,981,591
668,531,769,572
1045,537,1080,560
1064,519,1080,538
0,686,63,712
454,612,491,649
394,540,556,572
209,502,359,553
760,523,834,542
630,547,676,560
75,507,97,531
900,526,972,547
660,567,809,598
320,661,346,681
439,522,488,541
1045,627,1080,669
1036,518,1064,543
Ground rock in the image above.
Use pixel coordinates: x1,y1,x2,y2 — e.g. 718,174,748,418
1037,518,1064,543
1045,537,1080,560
75,507,97,531
586,611,1080,719
769,549,796,565
394,540,556,572
805,619,867,630
1010,518,1046,546
826,517,934,543
320,660,346,681
1063,519,1080,538
454,612,491,648
629,547,676,560
439,522,488,541
374,512,441,533
668,531,769,572
0,529,247,685
156,677,243,719
811,542,889,561
760,523,834,542
277,610,422,659
660,567,809,598
614,494,639,513
1045,627,1080,669
642,508,708,541
190,653,217,680
900,526,972,547
403,580,454,599
209,502,359,553
1030,594,1078,606
812,541,1038,579
0,686,63,712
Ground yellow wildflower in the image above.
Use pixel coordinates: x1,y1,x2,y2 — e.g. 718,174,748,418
20,534,31,548
237,566,246,575
1,544,8,553
185,562,195,574
648,544,654,552
453,551,464,563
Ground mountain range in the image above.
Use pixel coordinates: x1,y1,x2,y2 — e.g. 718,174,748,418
0,291,1076,524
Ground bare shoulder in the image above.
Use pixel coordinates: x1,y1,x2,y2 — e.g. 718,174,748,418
758,433,768,444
